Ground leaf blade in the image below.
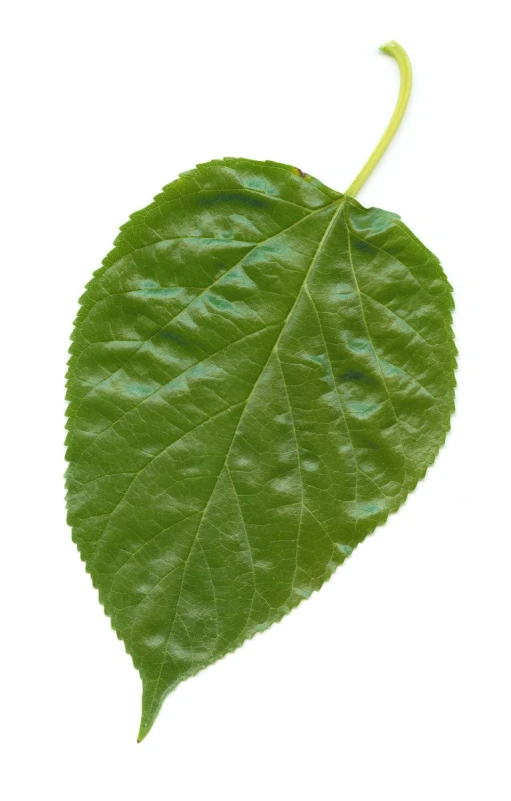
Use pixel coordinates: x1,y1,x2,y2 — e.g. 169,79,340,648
66,158,455,739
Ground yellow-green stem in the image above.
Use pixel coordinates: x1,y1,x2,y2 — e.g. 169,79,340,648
345,41,412,198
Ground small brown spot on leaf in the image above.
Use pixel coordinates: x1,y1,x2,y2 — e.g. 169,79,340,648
292,166,309,179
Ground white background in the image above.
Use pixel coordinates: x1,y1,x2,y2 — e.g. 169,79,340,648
1,1,510,798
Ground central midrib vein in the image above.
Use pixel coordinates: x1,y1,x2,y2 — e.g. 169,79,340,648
141,200,346,720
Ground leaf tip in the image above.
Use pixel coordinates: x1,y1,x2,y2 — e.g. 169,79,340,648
137,679,166,742
136,719,151,743
137,695,159,741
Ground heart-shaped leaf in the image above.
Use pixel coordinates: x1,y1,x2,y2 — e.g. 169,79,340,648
65,43,456,740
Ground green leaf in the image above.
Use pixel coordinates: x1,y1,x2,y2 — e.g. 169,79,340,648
66,157,455,739
65,43,456,740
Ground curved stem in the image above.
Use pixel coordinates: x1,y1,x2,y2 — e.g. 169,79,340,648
345,41,412,198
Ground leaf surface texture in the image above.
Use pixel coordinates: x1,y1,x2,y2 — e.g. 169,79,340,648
66,158,456,739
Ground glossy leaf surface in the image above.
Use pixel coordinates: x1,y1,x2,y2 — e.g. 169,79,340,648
66,158,455,739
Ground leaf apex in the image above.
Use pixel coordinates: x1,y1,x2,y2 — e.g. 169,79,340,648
137,680,168,741
136,717,151,743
